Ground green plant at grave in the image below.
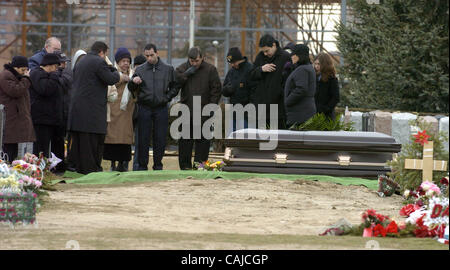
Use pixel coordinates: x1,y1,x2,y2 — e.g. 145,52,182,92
387,120,449,193
289,113,355,131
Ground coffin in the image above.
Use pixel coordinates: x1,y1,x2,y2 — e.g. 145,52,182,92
222,129,402,177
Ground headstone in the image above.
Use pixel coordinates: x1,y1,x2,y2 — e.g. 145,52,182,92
439,117,449,152
370,111,392,136
350,111,363,131
392,113,417,146
418,116,439,136
368,112,375,132
362,112,371,131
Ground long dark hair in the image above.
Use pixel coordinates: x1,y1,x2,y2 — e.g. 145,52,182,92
297,55,311,66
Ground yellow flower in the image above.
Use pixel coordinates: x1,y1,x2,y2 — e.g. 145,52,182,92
13,164,22,170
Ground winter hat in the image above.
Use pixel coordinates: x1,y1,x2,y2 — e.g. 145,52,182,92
114,47,132,64
11,56,29,68
283,42,296,54
56,52,71,63
41,53,61,66
226,47,244,63
291,44,309,57
133,54,147,66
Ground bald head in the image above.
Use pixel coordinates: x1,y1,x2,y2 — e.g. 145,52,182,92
45,37,61,54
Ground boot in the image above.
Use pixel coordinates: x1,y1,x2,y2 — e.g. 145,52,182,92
110,161,117,171
121,161,129,172
116,161,125,172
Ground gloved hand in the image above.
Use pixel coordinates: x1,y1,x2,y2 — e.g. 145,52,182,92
184,66,197,77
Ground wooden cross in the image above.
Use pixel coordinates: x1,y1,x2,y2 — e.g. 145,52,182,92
405,141,448,182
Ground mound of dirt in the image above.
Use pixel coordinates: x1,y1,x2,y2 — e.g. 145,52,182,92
37,178,404,236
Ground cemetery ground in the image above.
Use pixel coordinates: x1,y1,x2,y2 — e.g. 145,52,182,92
0,156,447,250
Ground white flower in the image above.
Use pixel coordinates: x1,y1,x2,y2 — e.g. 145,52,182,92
426,190,435,197
406,208,427,225
404,190,410,197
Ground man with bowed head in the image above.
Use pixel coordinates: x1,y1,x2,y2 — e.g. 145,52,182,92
128,44,178,171
28,37,62,70
67,41,122,175
175,47,222,170
250,34,291,129
29,53,66,174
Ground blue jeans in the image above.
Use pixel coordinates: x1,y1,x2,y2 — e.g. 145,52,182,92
135,105,168,170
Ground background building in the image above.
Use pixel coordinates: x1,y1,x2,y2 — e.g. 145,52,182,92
0,0,344,77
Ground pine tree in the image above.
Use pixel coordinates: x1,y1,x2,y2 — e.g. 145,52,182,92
336,0,449,113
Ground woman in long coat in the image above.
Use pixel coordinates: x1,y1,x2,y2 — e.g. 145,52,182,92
313,52,340,120
103,48,134,172
284,44,316,128
0,56,35,162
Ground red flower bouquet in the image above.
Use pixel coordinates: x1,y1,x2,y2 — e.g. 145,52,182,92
400,204,420,217
373,224,387,237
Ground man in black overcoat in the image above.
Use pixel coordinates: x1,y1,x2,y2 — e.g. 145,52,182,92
67,41,121,174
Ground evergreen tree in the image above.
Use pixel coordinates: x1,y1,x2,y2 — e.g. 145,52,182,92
336,0,449,113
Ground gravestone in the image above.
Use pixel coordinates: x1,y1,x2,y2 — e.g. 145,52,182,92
418,116,439,136
439,117,449,152
369,111,392,136
350,112,363,131
391,113,417,146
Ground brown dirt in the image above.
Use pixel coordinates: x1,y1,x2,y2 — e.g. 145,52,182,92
0,157,446,250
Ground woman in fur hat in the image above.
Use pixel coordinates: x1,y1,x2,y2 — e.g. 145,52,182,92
103,47,134,172
0,56,35,162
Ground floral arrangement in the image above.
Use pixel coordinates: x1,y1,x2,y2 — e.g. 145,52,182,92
403,178,448,208
400,177,448,240
0,152,53,225
361,209,400,237
194,160,225,171
0,191,38,225
377,175,400,197
0,174,21,193
11,159,44,181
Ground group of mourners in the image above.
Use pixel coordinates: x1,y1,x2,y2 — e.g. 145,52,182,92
0,33,339,175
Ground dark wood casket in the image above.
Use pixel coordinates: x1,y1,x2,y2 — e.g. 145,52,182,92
222,129,402,177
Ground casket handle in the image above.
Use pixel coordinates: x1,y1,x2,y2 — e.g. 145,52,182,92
338,155,352,166
223,147,233,163
274,153,288,164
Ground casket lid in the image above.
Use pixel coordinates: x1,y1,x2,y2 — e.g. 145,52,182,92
225,129,401,152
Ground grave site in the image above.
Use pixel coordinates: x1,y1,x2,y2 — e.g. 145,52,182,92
0,119,448,250
0,0,448,252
